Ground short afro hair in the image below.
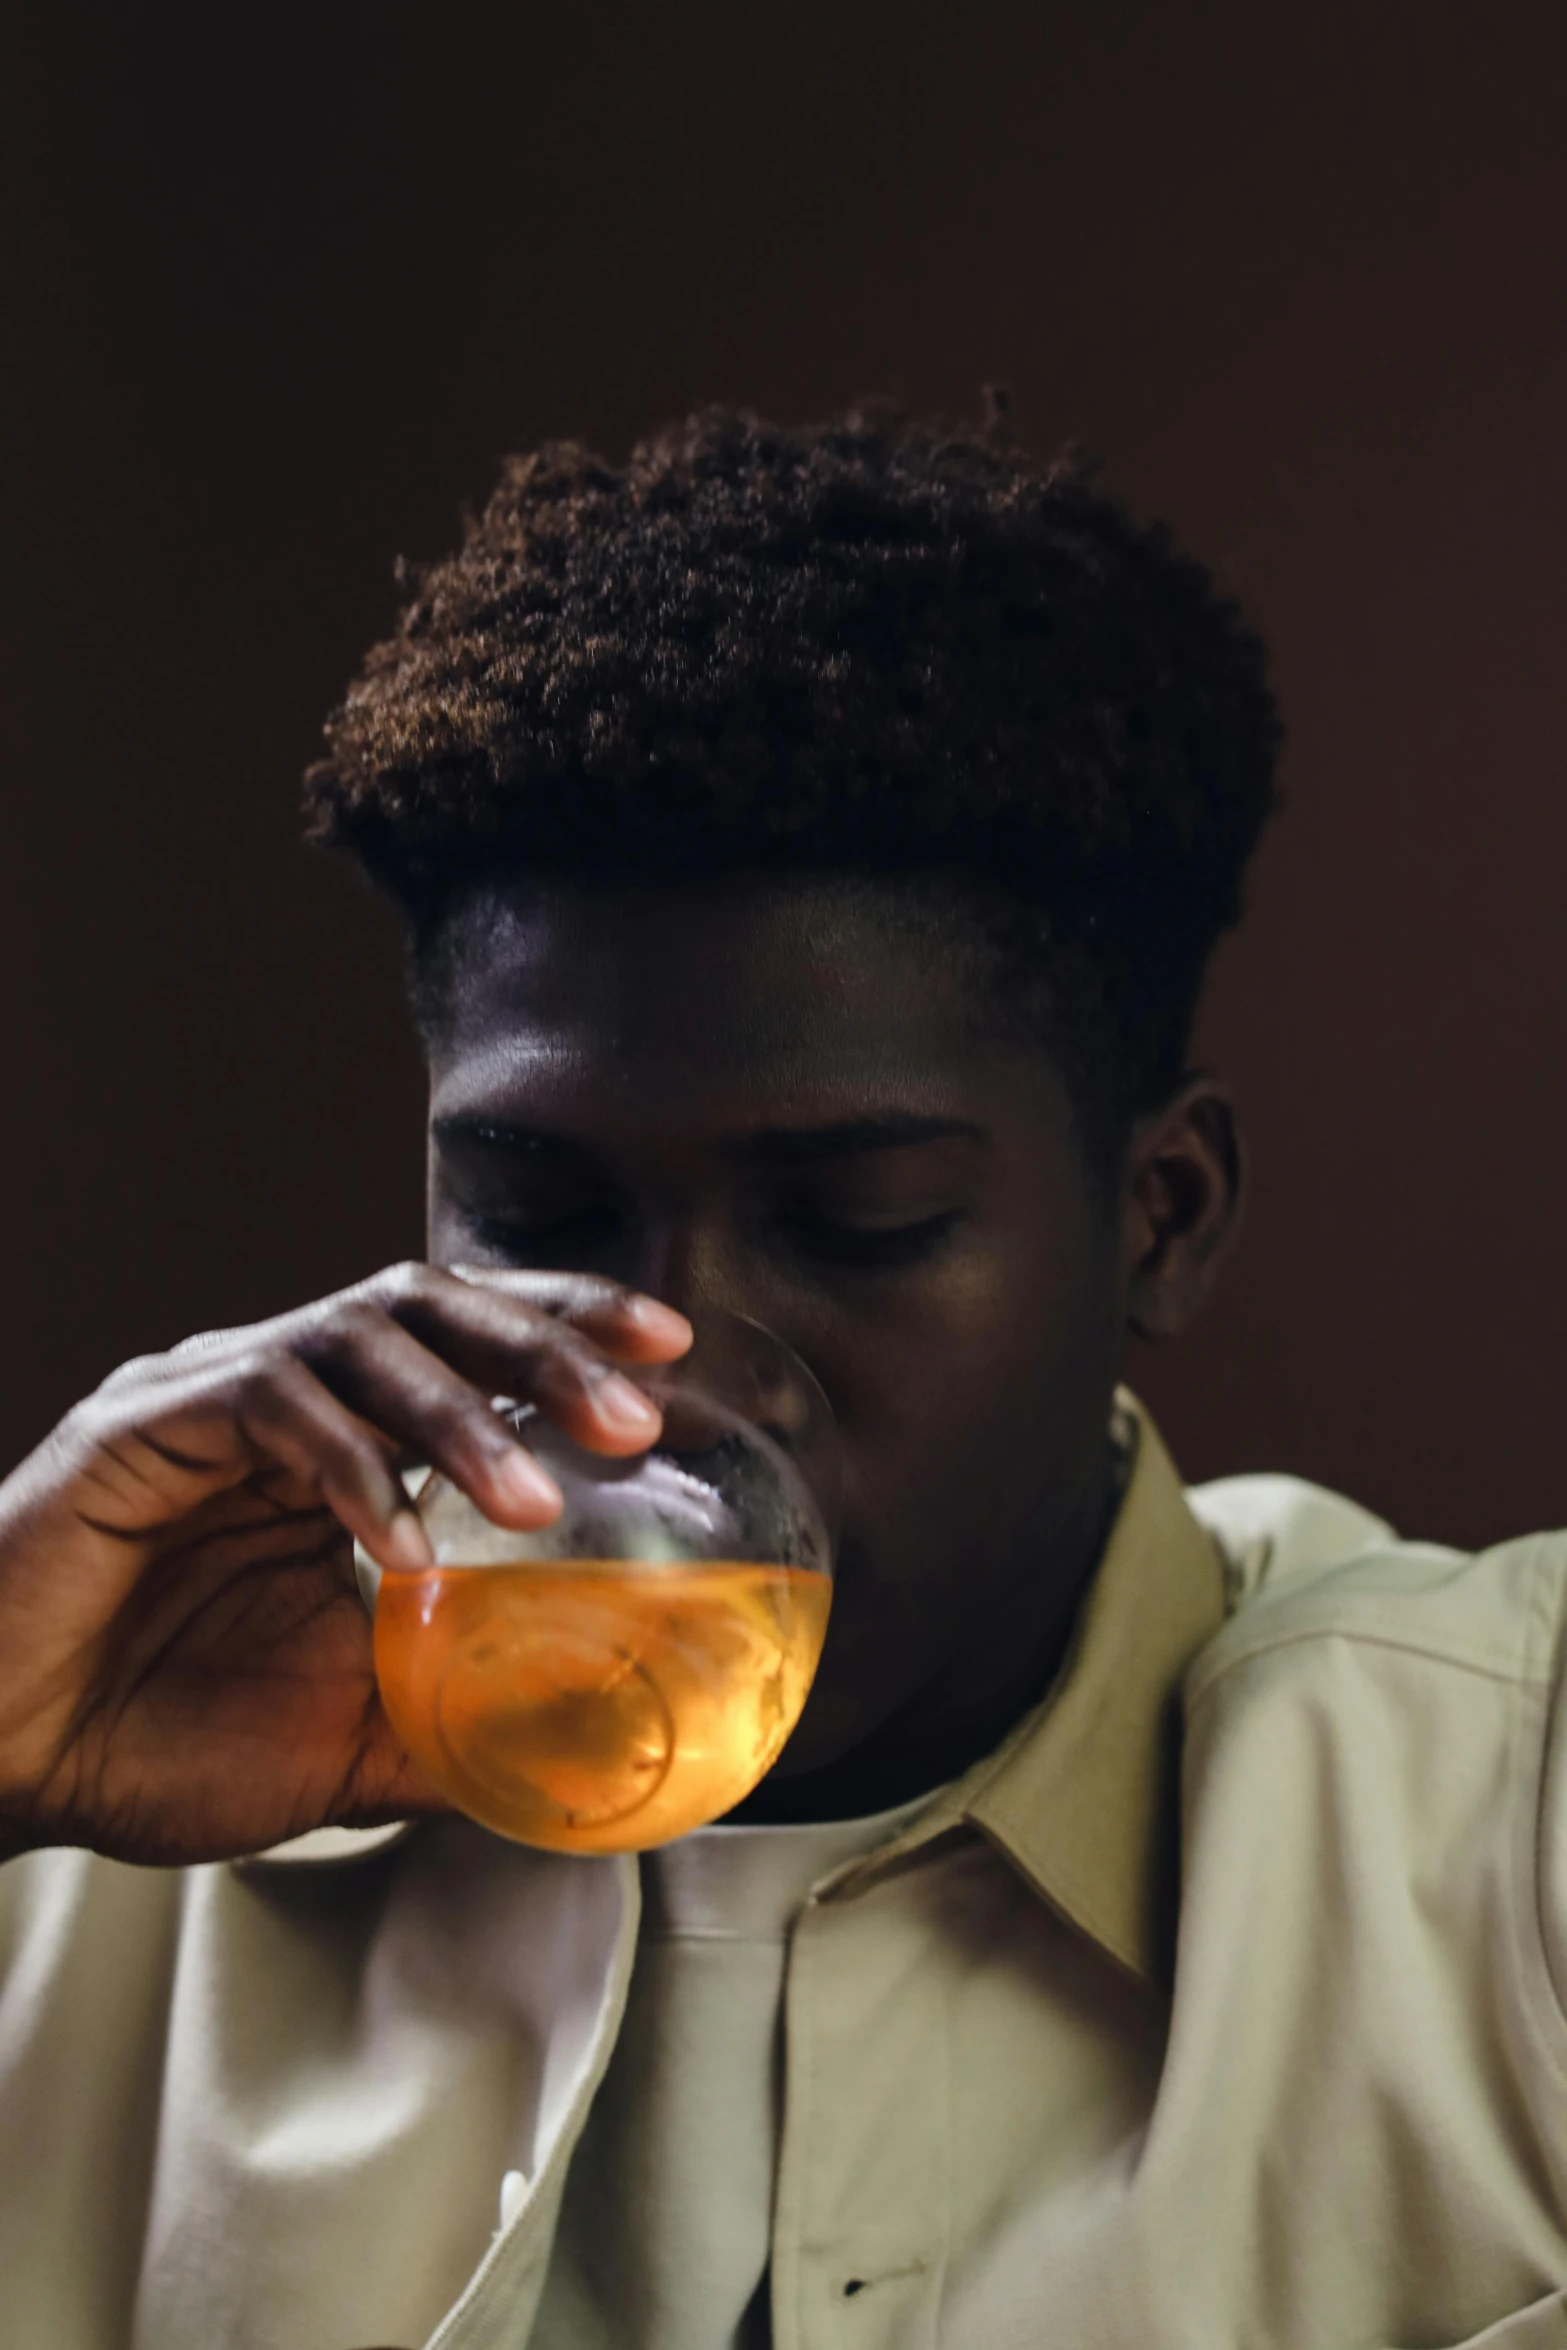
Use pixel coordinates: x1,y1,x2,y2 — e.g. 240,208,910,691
306,400,1282,1156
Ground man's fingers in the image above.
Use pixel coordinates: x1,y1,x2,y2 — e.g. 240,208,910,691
295,1313,568,1530
442,1267,694,1361
74,1360,434,1574
71,1264,695,1556
335,1266,674,1456
223,1355,440,1573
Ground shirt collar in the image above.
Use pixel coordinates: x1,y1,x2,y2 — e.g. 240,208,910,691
827,1391,1227,1994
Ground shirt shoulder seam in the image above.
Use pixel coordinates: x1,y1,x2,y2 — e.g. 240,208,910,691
1186,1613,1550,1709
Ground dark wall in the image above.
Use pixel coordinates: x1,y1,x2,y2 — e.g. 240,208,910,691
4,2,1565,1548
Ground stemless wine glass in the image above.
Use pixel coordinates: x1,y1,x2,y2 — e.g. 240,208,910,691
356,1309,838,1854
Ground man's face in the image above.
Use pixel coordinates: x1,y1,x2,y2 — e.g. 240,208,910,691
424,873,1131,1790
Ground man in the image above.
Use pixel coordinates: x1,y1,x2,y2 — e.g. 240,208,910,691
1,404,1561,2349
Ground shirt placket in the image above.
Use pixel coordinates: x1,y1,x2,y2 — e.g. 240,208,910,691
423,1854,642,2350
770,1876,952,2350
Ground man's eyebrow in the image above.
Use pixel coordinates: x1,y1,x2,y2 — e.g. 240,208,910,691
430,1112,986,1161
430,1115,583,1156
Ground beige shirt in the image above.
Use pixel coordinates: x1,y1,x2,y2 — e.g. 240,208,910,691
533,1791,940,2350
5,1397,1567,2348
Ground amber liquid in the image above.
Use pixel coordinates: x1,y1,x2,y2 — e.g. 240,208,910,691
374,1559,832,1854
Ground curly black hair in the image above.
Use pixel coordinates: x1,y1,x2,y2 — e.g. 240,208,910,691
306,400,1282,1157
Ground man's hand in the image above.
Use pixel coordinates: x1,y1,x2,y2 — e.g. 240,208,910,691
0,1264,691,1865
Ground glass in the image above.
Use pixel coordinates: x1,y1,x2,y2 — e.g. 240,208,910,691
356,1310,837,1854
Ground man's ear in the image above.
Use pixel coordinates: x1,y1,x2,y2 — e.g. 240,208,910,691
1121,1077,1246,1341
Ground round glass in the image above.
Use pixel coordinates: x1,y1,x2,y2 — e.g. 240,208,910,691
357,1309,838,1853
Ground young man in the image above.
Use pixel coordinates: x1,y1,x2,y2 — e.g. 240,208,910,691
0,406,1562,2350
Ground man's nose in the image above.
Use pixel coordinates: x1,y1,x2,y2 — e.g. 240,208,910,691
625,1210,751,1326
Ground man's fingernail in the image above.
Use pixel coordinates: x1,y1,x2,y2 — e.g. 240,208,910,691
496,1449,563,1515
624,1297,694,1347
597,1373,662,1432
385,1511,434,1571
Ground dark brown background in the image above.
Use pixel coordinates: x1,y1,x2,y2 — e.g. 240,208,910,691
3,2,1564,1547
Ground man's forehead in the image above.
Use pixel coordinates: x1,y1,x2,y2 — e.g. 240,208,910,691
424,872,1073,1147
433,874,981,1079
